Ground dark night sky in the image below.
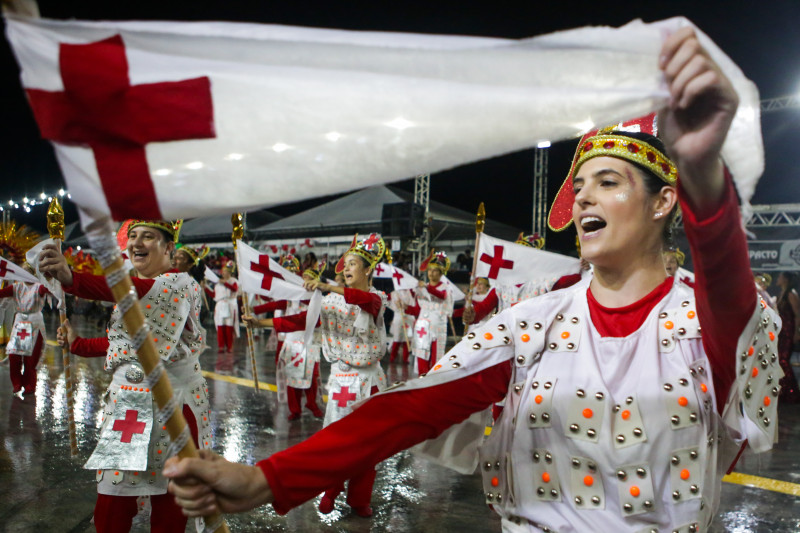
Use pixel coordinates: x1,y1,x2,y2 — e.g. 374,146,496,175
2,1,799,252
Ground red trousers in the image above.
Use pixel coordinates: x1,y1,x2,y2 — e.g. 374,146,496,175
93,405,199,533
8,333,43,393
389,341,409,363
322,385,380,508
287,362,322,416
323,467,378,509
415,340,437,375
216,325,234,352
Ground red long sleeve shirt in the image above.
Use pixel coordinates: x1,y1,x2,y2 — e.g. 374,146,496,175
63,271,181,302
272,288,382,333
0,284,50,299
259,176,752,514
252,300,289,315
70,336,109,358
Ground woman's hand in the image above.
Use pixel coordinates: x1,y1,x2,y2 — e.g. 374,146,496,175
658,27,738,210
241,314,260,328
418,280,426,288
303,279,325,292
56,319,76,348
462,305,476,325
165,449,273,516
37,243,74,285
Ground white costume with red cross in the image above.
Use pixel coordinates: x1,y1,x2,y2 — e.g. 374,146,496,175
84,272,210,497
397,277,780,533
6,282,47,356
318,288,387,426
211,276,240,333
411,282,454,367
277,299,321,390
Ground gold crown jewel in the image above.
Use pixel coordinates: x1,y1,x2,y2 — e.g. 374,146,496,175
576,135,678,186
280,254,300,272
336,233,386,273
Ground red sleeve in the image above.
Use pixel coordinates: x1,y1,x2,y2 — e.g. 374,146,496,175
0,286,12,298
452,306,464,318
204,286,214,298
343,288,381,321
405,301,421,317
259,360,513,514
551,273,582,292
38,285,51,297
471,289,498,324
223,282,238,292
65,272,156,302
70,336,109,358
252,301,288,315
424,283,447,300
272,312,313,333
679,171,756,409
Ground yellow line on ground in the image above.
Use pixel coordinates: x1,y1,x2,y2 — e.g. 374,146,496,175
201,370,329,402
46,340,59,346
201,370,278,392
722,472,800,497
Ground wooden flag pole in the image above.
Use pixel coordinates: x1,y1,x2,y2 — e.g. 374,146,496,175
84,216,229,533
231,213,260,391
47,198,78,457
463,203,485,319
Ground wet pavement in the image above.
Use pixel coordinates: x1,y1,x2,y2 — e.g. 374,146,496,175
0,310,799,532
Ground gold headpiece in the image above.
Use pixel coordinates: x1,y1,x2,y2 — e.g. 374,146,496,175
548,113,677,232
0,221,40,265
175,243,209,265
128,219,183,241
516,232,544,249
420,249,450,275
280,254,301,272
663,248,686,266
574,134,677,187
303,260,327,280
336,233,386,273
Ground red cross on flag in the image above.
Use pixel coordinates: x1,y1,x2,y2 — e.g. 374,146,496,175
237,241,311,301
475,233,581,285
0,258,40,285
4,14,762,222
373,262,418,291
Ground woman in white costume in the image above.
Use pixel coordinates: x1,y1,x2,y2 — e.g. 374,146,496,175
167,28,781,533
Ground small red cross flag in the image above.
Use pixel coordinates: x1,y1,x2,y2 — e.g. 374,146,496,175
4,14,762,222
0,258,40,285
374,262,418,291
475,233,581,285
237,240,311,301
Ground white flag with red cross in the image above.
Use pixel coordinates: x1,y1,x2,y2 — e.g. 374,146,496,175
475,233,581,286
236,240,311,301
0,258,40,285
373,262,418,292
3,14,763,222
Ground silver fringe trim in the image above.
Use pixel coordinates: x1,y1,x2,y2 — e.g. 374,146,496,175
156,394,179,425
89,232,120,269
144,360,165,391
130,324,150,351
117,287,137,316
166,424,191,458
105,266,127,289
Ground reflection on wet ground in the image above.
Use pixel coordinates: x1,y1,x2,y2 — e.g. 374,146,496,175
0,312,798,532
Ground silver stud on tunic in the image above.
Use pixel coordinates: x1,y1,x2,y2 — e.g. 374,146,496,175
575,496,583,505
567,342,575,349
664,383,673,391
549,343,558,350
591,496,600,505
516,355,526,364
519,321,528,329
570,424,580,433
534,323,542,330
576,389,585,397
616,470,627,481
671,415,680,425
556,314,564,321
672,491,681,500
623,503,633,513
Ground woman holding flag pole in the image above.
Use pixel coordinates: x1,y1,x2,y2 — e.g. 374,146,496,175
243,232,389,517
168,28,780,533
